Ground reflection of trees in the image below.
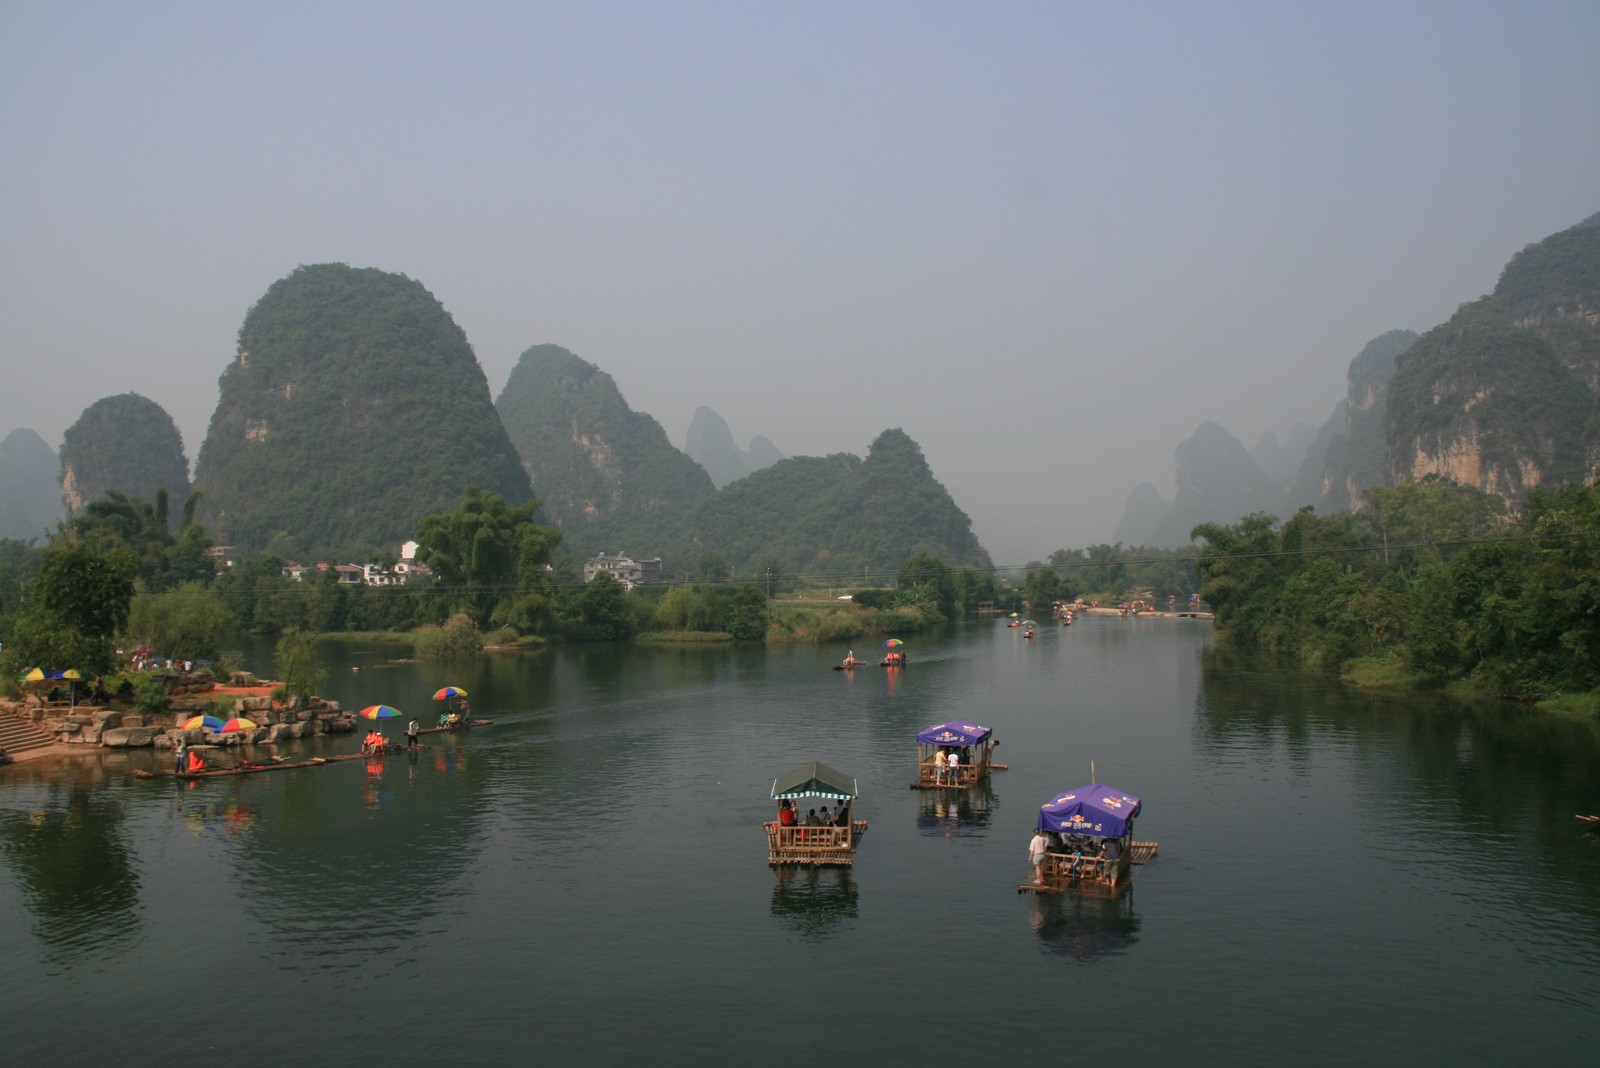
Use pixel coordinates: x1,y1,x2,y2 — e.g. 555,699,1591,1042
1027,892,1140,960
226,745,496,967
916,781,999,835
770,867,859,942
1196,645,1600,854
0,782,138,962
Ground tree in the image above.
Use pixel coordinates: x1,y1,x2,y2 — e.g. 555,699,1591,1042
70,490,213,592
656,585,720,631
415,485,561,630
563,572,631,642
274,628,324,706
124,582,236,663
896,552,958,618
0,533,138,677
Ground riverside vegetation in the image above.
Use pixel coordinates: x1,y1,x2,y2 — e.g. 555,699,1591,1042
1193,477,1600,711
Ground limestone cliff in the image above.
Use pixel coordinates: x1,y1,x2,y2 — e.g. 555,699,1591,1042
1386,214,1598,502
190,264,531,559
496,344,714,560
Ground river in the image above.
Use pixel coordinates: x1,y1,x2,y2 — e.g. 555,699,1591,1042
2,617,1598,1065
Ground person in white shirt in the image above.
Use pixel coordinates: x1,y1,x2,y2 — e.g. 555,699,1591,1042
1029,830,1052,885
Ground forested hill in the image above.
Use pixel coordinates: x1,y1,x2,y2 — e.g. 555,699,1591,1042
190,264,531,560
1386,213,1599,500
685,428,990,578
59,392,190,522
494,343,715,559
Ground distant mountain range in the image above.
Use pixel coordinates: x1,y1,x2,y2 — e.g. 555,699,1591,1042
495,343,715,558
0,261,984,576
1114,211,1598,546
0,429,63,542
684,407,784,489
493,345,982,575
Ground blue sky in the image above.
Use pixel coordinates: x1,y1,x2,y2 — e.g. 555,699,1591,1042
3,1,1597,563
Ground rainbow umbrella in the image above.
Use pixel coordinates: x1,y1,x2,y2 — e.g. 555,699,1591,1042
359,705,403,719
1022,620,1036,627
1008,612,1018,618
432,686,468,701
20,667,47,684
181,715,225,732
220,717,258,733
883,638,904,648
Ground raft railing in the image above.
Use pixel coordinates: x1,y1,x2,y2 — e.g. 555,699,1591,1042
764,820,869,865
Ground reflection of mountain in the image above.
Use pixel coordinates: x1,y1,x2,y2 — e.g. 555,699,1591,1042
1027,892,1141,960
770,867,859,941
916,781,999,834
0,782,139,962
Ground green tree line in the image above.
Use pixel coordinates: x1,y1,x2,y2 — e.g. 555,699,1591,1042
1192,476,1600,703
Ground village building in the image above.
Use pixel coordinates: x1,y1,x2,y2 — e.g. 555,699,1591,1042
582,552,663,591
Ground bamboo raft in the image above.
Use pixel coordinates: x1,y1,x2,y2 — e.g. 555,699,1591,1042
134,746,422,781
765,821,870,867
417,718,494,735
1017,841,1159,897
909,763,1010,790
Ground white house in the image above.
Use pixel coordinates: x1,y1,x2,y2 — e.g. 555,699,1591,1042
582,552,664,591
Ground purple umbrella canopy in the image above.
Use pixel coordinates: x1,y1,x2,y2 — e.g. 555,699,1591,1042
916,719,993,746
1036,784,1142,838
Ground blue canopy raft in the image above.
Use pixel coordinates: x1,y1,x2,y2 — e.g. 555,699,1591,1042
765,761,868,867
1018,783,1159,898
911,719,1007,789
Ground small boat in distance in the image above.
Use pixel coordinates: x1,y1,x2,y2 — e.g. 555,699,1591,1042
765,761,867,867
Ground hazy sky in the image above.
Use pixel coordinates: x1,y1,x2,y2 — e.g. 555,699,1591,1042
3,2,1597,565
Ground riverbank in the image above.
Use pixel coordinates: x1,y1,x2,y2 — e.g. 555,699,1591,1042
1340,653,1600,715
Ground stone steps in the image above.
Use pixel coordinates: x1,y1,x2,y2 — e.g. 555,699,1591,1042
0,710,57,756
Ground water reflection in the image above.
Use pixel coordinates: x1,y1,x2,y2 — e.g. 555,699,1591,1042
177,797,259,836
220,738,497,980
915,781,999,836
0,782,138,963
770,867,859,942
1027,892,1141,960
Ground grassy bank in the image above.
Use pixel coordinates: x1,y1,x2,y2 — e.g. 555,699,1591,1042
638,631,735,644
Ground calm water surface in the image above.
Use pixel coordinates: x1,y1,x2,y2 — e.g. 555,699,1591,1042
3,618,1599,1066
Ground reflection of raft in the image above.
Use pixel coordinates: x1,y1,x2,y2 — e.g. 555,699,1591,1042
133,746,421,781
418,718,494,734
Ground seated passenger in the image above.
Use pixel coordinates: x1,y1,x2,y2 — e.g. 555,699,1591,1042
779,800,797,826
